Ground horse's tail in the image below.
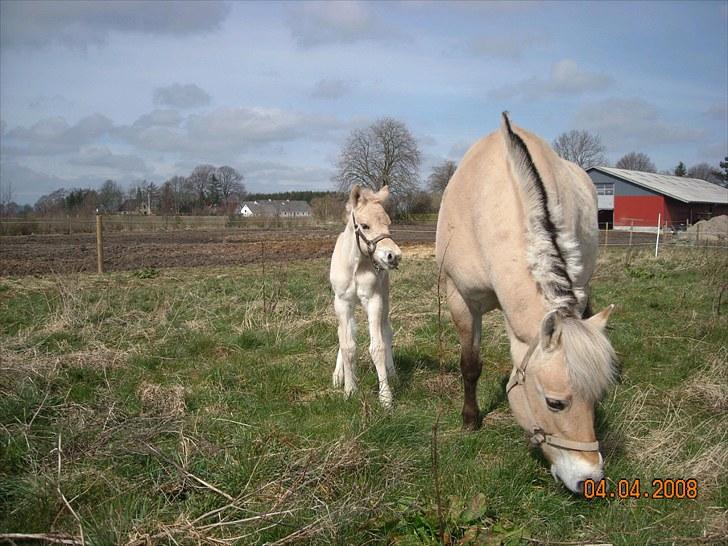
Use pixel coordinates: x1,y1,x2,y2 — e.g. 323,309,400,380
500,111,583,314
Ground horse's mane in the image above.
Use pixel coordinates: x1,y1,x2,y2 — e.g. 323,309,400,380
500,112,585,315
561,316,618,402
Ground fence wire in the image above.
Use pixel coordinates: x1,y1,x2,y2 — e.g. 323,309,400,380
1,216,726,277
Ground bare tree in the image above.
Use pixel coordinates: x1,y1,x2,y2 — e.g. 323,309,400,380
216,166,246,205
333,118,421,205
0,179,13,209
687,162,723,185
552,130,607,169
427,160,457,193
186,164,216,209
616,152,656,173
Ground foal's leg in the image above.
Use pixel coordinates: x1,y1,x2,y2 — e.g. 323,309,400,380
380,276,397,380
448,281,483,429
364,294,394,407
333,295,357,395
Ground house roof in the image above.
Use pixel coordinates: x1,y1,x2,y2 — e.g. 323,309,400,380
588,166,728,204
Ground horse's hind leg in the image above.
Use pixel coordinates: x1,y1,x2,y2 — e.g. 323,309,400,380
447,280,483,430
333,295,357,395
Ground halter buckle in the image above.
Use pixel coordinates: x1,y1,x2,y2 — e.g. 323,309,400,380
530,428,547,447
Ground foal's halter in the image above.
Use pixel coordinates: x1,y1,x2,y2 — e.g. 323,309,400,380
506,338,601,453
351,212,394,271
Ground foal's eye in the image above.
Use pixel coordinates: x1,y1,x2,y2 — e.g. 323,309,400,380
360,224,370,230
545,398,569,412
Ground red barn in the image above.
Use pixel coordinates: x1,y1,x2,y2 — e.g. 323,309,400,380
587,167,728,229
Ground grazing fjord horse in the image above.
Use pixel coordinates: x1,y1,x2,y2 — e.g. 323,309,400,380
330,185,402,407
436,113,617,494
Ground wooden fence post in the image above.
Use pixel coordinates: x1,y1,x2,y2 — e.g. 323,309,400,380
96,213,105,274
629,221,634,247
654,213,661,258
604,222,609,246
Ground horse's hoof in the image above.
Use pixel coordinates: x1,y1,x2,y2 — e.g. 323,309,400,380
332,372,344,389
462,413,482,431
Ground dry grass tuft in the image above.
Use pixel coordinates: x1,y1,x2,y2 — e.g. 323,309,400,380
683,349,728,411
138,382,186,416
423,372,460,397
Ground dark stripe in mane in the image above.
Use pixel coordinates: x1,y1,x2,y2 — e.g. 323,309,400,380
501,112,577,307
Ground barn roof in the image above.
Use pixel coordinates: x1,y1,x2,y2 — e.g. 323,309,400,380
589,166,728,204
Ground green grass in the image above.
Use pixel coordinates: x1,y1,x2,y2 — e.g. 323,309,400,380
0,246,726,545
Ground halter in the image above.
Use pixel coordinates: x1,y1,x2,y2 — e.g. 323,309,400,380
351,212,395,272
506,337,601,453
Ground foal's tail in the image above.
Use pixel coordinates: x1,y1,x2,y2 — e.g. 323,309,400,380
500,112,584,314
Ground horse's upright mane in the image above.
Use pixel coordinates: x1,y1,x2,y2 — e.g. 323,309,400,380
561,316,618,402
500,112,584,315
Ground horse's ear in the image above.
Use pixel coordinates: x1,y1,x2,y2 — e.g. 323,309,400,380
540,310,562,351
586,304,614,330
346,185,362,213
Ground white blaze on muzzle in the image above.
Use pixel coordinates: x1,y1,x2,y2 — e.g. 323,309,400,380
351,212,397,271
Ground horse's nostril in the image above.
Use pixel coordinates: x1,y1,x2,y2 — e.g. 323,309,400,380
576,481,585,494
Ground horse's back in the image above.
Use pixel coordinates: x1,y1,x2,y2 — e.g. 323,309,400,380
436,122,598,312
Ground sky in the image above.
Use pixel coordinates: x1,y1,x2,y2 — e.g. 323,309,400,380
1,0,726,205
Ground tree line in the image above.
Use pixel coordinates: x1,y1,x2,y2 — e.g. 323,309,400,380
7,165,247,218
3,119,726,220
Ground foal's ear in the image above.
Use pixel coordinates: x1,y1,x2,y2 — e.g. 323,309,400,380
540,310,563,351
346,185,362,213
586,304,614,331
372,184,390,203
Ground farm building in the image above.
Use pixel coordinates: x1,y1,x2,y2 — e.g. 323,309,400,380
587,167,728,229
238,199,312,218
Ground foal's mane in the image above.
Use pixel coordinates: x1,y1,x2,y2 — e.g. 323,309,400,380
501,112,585,315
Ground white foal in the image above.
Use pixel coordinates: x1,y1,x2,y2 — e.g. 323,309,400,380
330,185,402,407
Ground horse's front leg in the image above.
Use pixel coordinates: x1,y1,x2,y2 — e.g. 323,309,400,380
333,295,357,396
365,294,393,407
448,280,483,429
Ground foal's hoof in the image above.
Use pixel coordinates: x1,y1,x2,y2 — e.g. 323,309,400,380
332,371,344,389
462,412,482,431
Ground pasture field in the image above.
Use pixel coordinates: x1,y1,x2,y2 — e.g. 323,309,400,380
0,246,726,545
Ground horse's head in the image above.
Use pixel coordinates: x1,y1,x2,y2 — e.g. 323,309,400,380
507,305,617,495
347,185,402,270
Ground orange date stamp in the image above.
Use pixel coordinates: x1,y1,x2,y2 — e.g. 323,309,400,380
583,479,698,500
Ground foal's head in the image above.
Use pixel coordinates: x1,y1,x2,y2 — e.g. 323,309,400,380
507,306,617,494
347,185,402,270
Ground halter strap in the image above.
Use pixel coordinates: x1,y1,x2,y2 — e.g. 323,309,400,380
506,337,601,453
351,212,394,271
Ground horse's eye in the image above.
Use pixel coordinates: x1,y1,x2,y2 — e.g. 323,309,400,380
546,398,569,412
360,224,369,230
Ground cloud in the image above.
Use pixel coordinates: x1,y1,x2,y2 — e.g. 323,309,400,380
240,160,334,192
132,109,183,129
185,106,346,151
154,84,211,109
573,97,705,150
0,0,231,49
703,102,727,121
4,114,114,156
468,33,546,60
287,1,396,48
310,79,353,100
70,147,149,173
489,59,613,100
0,162,77,204
28,94,74,110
